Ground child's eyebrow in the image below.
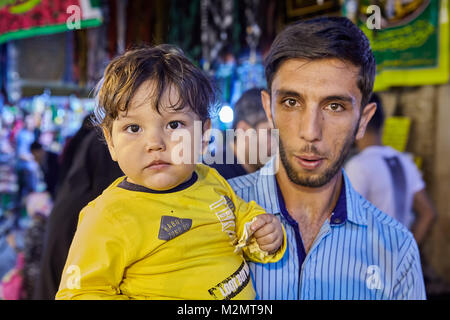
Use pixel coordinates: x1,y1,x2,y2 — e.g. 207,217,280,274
116,105,193,121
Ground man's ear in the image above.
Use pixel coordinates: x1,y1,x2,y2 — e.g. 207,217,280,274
201,119,212,153
102,126,118,161
355,102,377,140
261,90,274,128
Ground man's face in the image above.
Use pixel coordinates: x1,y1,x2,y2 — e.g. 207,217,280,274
261,58,375,188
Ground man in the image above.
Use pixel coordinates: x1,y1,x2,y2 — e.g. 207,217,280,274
345,94,437,247
209,88,273,179
30,141,60,199
228,17,426,299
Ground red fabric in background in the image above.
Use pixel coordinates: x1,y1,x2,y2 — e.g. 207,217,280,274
0,0,81,36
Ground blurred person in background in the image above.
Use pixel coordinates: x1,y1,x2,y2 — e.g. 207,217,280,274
57,113,94,188
21,192,53,300
30,141,60,200
0,192,53,300
15,114,37,160
209,88,274,179
33,129,123,300
15,118,41,225
345,93,437,247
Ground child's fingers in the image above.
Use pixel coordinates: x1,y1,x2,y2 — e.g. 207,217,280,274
250,214,274,232
254,229,279,246
250,215,283,253
253,221,276,239
257,232,283,253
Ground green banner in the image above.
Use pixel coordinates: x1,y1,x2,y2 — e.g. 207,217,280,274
347,0,449,91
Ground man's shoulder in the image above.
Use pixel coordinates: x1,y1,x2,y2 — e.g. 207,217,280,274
227,170,261,191
357,193,417,248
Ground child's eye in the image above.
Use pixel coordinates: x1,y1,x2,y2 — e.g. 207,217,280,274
125,124,141,133
167,121,183,130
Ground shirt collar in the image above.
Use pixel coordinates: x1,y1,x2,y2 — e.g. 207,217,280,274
118,172,198,194
254,157,281,215
342,169,368,226
330,178,347,225
255,157,367,226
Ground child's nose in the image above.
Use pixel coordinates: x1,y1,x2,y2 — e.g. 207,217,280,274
146,140,165,152
144,130,166,152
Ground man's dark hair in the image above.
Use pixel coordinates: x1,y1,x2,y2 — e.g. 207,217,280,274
232,88,267,129
264,16,376,108
30,141,43,152
94,44,218,133
366,93,385,132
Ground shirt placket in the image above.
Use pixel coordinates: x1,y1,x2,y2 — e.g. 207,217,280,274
298,220,332,299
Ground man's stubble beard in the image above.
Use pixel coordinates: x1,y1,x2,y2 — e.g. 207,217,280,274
277,119,360,188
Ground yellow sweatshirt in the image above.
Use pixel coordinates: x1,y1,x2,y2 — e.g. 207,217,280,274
56,164,286,300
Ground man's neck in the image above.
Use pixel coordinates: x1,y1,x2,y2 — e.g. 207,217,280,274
276,165,343,253
275,161,343,253
276,168,342,222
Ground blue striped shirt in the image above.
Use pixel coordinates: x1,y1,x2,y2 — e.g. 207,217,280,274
228,158,426,300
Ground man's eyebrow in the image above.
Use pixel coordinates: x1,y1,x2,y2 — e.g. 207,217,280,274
274,90,355,105
321,95,355,105
274,89,303,99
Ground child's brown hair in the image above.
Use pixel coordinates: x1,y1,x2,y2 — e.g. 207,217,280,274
93,44,217,133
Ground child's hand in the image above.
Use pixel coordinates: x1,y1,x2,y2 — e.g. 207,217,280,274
250,214,283,254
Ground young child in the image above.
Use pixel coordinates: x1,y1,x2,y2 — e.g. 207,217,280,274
56,45,286,300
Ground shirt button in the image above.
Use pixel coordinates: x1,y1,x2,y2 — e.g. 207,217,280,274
333,218,341,224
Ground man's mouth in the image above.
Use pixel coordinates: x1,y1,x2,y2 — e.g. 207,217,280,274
294,154,325,170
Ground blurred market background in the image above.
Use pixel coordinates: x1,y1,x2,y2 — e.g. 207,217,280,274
0,0,449,299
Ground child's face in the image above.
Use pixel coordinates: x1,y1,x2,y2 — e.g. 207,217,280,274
104,80,208,190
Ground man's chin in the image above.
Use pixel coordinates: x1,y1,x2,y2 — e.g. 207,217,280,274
290,173,333,188
283,159,340,188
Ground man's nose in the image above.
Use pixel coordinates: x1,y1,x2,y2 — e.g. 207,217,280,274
298,108,322,143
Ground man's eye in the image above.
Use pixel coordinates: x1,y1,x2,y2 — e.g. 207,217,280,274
126,124,141,133
327,103,344,112
283,99,298,108
167,121,183,130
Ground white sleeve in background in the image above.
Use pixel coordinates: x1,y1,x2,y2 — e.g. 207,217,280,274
401,154,426,194
344,157,370,198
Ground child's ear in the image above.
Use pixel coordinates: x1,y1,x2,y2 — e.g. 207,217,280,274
201,119,212,153
102,127,118,161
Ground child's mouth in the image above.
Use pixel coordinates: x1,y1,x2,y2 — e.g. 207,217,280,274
145,160,171,170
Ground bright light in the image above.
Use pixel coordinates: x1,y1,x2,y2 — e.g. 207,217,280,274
219,105,234,124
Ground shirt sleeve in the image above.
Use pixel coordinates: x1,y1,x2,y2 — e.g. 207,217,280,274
401,154,426,194
392,234,426,300
55,204,131,300
344,158,369,198
227,188,287,264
